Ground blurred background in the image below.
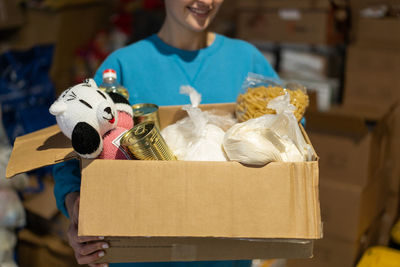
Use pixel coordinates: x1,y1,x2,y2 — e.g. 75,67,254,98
0,0,399,266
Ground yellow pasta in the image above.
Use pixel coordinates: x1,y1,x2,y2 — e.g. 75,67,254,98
236,85,309,122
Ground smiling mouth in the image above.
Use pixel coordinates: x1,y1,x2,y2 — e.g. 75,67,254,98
187,6,211,17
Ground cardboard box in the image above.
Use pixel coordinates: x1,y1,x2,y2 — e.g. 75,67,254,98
18,229,80,267
304,105,395,241
344,45,400,107
280,49,329,80
0,4,112,95
319,171,387,241
286,213,384,267
350,0,400,10
304,105,391,187
237,9,343,45
7,103,322,263
354,18,400,49
0,0,24,30
236,0,332,9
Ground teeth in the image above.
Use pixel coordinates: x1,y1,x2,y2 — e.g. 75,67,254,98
189,7,210,15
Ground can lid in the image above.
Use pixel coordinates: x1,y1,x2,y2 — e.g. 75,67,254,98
132,103,158,116
103,69,117,79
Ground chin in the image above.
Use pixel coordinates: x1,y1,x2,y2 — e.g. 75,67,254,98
186,18,212,32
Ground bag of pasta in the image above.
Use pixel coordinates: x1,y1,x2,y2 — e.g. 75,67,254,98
236,73,309,122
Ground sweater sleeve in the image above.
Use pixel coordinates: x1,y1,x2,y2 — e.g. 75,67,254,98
53,159,81,218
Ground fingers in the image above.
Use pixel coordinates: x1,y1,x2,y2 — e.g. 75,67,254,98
67,221,109,265
75,235,106,244
89,264,108,267
77,241,109,256
71,196,80,224
75,250,107,265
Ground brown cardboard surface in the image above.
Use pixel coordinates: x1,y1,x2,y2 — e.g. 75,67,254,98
236,0,332,9
98,237,314,263
23,178,58,220
18,229,80,267
237,9,343,45
79,159,320,239
319,172,387,242
305,106,390,187
0,5,112,93
344,45,400,107
8,103,322,262
287,212,384,267
288,237,360,267
6,124,76,179
0,0,24,30
355,18,400,49
350,0,400,9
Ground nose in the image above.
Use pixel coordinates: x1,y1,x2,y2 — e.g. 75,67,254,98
104,107,111,114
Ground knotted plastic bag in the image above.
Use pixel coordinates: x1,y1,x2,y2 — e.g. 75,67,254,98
223,93,313,165
161,86,231,161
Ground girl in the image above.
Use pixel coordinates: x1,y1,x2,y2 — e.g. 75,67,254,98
54,1,279,266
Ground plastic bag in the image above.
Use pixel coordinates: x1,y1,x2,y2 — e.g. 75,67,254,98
0,188,26,228
161,86,232,161
236,73,309,122
0,45,56,177
0,105,29,191
0,228,17,266
223,92,313,165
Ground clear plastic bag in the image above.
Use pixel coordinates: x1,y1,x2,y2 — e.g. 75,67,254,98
161,86,235,161
0,228,17,266
0,188,26,228
0,106,29,191
236,73,309,122
223,92,313,165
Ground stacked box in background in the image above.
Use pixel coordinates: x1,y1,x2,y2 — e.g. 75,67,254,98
17,176,79,267
0,0,24,30
235,0,347,112
344,0,400,250
287,104,395,267
231,2,400,266
344,0,400,107
0,1,113,96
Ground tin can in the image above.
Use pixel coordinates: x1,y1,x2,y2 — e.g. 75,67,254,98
132,103,161,131
120,121,176,160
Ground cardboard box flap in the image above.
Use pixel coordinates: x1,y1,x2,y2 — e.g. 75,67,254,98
6,125,76,178
79,159,322,239
305,104,393,137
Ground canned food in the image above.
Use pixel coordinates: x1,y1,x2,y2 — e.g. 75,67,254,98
120,121,176,161
132,103,161,131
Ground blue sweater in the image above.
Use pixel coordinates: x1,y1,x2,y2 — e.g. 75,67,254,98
53,34,278,267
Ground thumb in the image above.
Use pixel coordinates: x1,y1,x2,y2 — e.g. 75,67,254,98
72,196,80,225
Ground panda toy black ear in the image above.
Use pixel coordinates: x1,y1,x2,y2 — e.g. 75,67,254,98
108,92,130,105
71,122,102,158
107,92,133,117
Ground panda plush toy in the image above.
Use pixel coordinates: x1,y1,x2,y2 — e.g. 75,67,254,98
49,79,133,159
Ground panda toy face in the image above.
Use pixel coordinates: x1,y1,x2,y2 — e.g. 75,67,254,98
49,79,118,158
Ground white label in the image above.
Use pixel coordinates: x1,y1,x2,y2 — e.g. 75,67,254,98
279,9,302,20
112,129,132,159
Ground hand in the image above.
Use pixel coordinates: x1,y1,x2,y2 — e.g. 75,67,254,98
65,192,109,267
